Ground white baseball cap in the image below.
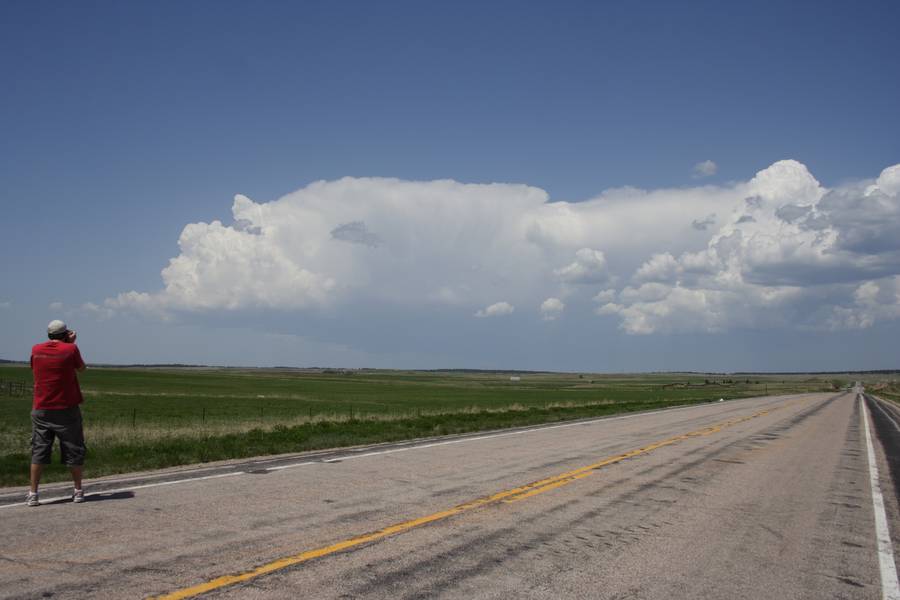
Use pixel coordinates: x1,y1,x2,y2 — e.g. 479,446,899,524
47,320,68,335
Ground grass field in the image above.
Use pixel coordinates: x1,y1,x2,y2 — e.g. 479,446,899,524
0,364,845,487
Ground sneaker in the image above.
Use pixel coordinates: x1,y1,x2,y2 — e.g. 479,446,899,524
26,492,39,507
73,489,84,504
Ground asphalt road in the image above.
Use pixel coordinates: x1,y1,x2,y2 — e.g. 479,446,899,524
2,390,898,599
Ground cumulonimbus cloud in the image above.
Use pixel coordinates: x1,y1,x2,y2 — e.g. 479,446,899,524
103,161,900,335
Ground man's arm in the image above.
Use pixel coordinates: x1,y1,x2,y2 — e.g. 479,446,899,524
71,336,87,372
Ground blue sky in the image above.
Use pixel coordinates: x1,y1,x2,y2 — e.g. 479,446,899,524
2,1,899,371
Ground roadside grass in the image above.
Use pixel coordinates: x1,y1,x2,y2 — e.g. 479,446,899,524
0,364,840,487
875,382,900,404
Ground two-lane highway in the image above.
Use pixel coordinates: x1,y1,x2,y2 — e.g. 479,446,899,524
2,391,898,599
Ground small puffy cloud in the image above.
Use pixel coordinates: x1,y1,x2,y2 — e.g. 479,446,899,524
554,248,608,284
595,302,621,316
692,160,718,178
0,301,10,309
593,289,617,304
475,301,515,318
49,301,64,311
619,282,675,304
634,253,680,283
540,297,565,320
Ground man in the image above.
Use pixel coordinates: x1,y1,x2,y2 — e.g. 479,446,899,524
26,320,87,507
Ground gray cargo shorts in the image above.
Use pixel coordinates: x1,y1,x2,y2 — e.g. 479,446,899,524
31,406,86,466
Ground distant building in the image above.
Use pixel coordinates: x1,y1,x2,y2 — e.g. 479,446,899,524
510,376,521,382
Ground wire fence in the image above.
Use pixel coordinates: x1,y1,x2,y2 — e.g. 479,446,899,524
0,379,31,397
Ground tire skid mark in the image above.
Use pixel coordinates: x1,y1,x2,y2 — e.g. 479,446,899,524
149,407,776,600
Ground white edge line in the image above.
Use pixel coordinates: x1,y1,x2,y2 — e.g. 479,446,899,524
4,471,245,509
1,393,806,509
860,394,900,600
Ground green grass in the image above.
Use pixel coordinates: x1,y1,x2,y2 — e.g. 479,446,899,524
0,364,840,486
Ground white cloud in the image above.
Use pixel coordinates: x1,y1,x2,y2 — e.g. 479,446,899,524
540,297,565,320
49,301,63,311
634,253,680,283
80,302,116,320
109,180,552,316
0,301,10,309
595,160,900,333
554,248,608,284
475,301,515,318
592,289,617,304
103,161,900,336
127,218,335,311
693,160,718,178
872,164,900,197
598,284,804,334
827,276,900,330
107,177,723,319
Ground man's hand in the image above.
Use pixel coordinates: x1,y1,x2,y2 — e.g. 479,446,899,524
66,330,77,344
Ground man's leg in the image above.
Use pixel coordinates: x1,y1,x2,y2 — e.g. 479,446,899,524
30,464,44,493
30,410,53,495
59,407,86,494
70,465,83,490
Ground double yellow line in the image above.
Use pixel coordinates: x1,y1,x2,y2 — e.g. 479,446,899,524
152,408,771,599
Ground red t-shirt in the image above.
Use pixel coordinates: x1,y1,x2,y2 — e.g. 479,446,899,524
31,341,86,410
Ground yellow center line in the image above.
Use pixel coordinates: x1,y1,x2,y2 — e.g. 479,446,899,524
151,408,773,599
